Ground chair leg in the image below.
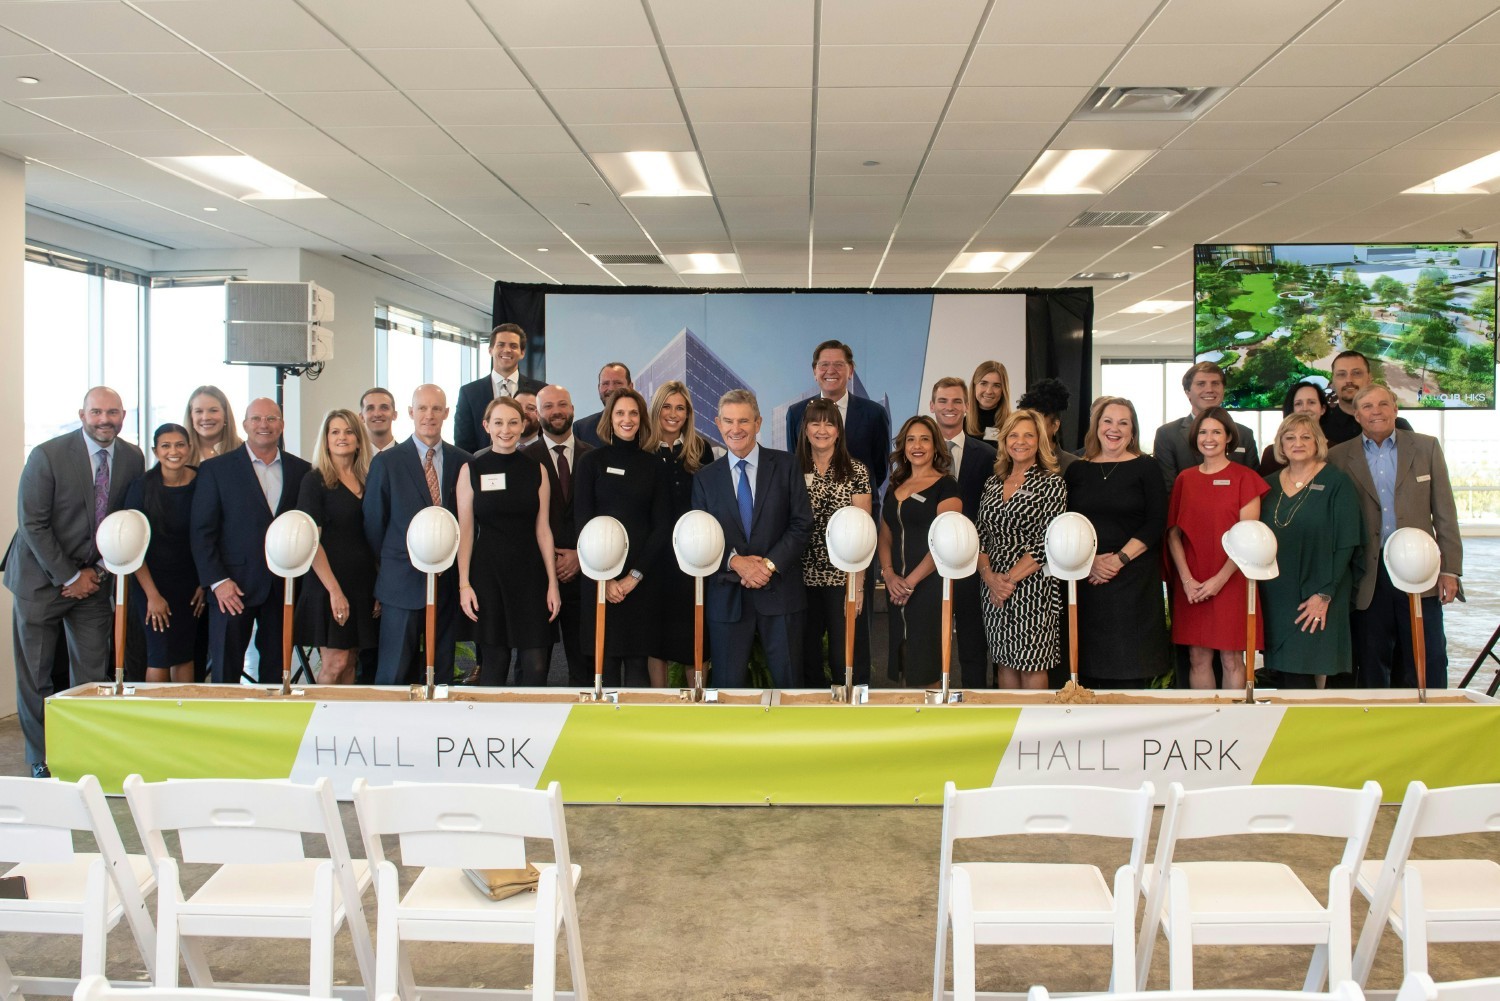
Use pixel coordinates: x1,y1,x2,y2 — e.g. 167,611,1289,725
1110,866,1137,993
80,859,110,979
1167,870,1194,991
375,863,400,999
309,863,335,999
533,868,558,1001
155,864,181,989
0,950,25,1001
397,943,417,1001
177,939,215,991
560,867,588,1001
950,869,976,1001
1403,868,1430,976
933,890,949,1001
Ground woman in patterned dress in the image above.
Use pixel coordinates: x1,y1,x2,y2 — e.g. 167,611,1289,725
976,410,1068,689
795,397,873,688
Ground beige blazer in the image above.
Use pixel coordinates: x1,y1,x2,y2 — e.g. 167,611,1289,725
1326,429,1462,610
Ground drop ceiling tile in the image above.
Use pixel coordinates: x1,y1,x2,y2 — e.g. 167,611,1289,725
0,54,119,101
253,154,414,195
454,126,581,154
218,50,393,92
818,87,950,123
406,90,555,127
1455,10,1500,42
648,0,812,45
0,26,43,57
694,121,810,151
910,172,1012,198
545,89,684,126
470,0,656,46
323,126,467,158
13,95,186,132
505,174,616,200
3,132,117,158
665,45,813,88
1301,0,1496,44
680,88,810,124
1135,148,1261,173
817,44,966,87
1349,148,1487,177
136,0,344,50
1,1,194,53
922,148,1037,174
1326,86,1497,123
210,127,354,157
1211,172,1330,196
1201,86,1365,123
1141,0,1320,44
946,87,1089,123
361,48,527,90
932,122,1056,150
279,91,431,128
1168,120,1311,150
477,153,600,179
297,0,495,49
75,53,256,95
701,150,809,175
1049,121,1189,149
815,172,915,196
149,94,308,130
1247,147,1375,174
1246,44,1434,87
509,47,671,89
1094,172,1217,207
713,174,809,196
1106,44,1281,87
90,129,236,157
571,123,694,152
1387,44,1500,87
1397,119,1500,151
817,121,935,150
963,44,1122,88
1282,120,1431,151
985,0,1159,44
820,0,989,45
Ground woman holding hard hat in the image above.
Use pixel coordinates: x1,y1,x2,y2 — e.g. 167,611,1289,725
457,397,560,686
1258,412,1362,687
1062,397,1171,687
879,415,962,687
796,397,873,687
976,409,1067,690
574,387,669,688
123,423,203,683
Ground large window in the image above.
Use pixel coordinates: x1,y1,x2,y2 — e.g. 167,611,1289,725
374,305,481,415
148,283,250,440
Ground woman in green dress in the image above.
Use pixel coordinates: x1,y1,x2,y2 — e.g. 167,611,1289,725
1259,413,1363,687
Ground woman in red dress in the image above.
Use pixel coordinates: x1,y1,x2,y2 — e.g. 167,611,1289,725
1166,406,1268,690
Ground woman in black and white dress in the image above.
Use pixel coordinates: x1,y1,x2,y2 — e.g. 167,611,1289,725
976,410,1067,689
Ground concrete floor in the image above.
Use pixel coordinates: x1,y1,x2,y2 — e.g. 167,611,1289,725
3,539,1498,999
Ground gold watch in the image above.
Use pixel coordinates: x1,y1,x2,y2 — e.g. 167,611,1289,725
763,558,777,574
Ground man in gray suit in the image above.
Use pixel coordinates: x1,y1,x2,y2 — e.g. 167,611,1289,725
1151,361,1258,489
1328,384,1462,688
3,387,144,776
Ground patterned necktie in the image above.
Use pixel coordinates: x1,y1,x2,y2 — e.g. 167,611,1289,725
735,458,753,538
93,449,109,527
424,447,441,505
949,440,960,480
553,444,571,502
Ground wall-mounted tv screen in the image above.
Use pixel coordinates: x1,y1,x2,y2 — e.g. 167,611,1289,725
1193,243,1497,410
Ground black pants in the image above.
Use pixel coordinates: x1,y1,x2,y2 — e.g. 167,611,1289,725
801,585,870,688
595,656,649,688
208,598,284,684
555,586,591,687
478,644,549,686
1352,563,1449,689
952,575,986,689
1274,671,1321,689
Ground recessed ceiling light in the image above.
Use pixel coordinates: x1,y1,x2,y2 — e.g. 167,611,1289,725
575,201,591,207
1261,180,1281,187
841,246,854,251
202,206,218,212
147,155,324,200
16,76,39,85
1014,149,1152,196
862,160,880,167
1120,299,1190,314
664,252,741,275
945,251,1033,274
1404,150,1500,194
1151,244,1165,250
594,151,711,197
1072,271,1131,281
537,247,549,252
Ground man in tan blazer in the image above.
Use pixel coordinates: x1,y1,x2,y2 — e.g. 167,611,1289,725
1327,385,1461,688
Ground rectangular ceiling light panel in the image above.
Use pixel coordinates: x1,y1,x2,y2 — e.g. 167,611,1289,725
1014,148,1153,196
147,156,325,200
595,150,713,197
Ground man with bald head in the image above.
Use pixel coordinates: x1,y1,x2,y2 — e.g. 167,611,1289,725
523,385,592,684
190,397,311,684
364,384,471,685
5,387,145,774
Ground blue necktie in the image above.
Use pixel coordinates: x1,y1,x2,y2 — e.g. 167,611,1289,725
735,458,753,538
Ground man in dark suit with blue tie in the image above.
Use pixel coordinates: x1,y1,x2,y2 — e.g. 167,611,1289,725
190,398,312,684
931,376,999,688
364,384,471,685
454,323,545,454
692,389,813,688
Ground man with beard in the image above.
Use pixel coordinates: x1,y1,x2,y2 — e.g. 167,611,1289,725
516,390,541,448
1320,350,1413,445
523,385,592,684
5,387,145,776
574,362,632,449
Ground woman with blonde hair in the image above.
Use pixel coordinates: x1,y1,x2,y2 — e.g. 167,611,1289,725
183,385,243,466
295,409,378,683
966,361,1011,442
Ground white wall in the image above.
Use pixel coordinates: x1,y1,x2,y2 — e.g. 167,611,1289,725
0,157,26,715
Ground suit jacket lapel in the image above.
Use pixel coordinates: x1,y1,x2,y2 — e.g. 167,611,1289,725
72,433,98,513
232,448,277,519
402,439,432,503
1393,429,1417,491
1342,442,1380,504
749,451,775,534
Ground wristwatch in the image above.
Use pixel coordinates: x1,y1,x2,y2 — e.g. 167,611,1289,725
763,558,777,574
1115,550,1133,565
628,569,644,581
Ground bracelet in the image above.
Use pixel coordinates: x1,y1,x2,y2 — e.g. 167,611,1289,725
459,583,473,590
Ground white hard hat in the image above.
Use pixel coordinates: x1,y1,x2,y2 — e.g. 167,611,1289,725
1384,527,1441,594
826,505,878,573
928,510,979,579
406,506,459,574
96,509,151,576
578,515,629,581
1044,512,1096,581
673,510,725,577
1221,520,1279,581
265,510,319,578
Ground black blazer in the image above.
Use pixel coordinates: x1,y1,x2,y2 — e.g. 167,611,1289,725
363,437,471,610
784,394,892,498
455,372,546,454
951,434,998,519
573,410,605,449
522,437,592,550
190,446,312,607
691,447,813,622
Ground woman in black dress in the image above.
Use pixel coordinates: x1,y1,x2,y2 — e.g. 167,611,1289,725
574,388,669,688
295,409,379,684
124,423,202,683
457,397,560,686
878,415,962,688
1062,396,1171,688
647,380,716,685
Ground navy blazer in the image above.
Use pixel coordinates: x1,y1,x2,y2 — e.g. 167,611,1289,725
522,437,592,550
190,446,312,607
951,434,998,519
363,437,471,610
784,394,892,497
573,410,605,449
690,447,813,623
454,372,546,454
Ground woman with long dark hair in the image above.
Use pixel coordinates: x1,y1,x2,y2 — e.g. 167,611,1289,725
123,423,202,682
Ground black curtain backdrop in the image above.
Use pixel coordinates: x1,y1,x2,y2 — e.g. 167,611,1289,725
494,281,1093,451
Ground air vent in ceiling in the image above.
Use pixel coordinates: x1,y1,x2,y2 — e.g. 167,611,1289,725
1076,86,1227,121
1070,210,1170,229
593,253,664,265
1072,272,1131,281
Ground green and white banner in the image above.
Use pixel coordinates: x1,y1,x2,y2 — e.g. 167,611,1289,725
47,697,1500,804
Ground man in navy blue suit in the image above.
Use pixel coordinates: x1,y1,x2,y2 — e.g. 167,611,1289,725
454,323,545,454
190,398,312,684
692,389,813,689
364,384,472,685
572,362,632,449
930,376,999,688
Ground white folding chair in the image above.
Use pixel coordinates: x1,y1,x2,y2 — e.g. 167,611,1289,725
0,775,156,997
1394,970,1500,1001
1352,782,1500,986
351,779,587,1001
1025,983,1366,1001
1137,782,1382,992
73,972,329,1001
934,781,1155,1001
121,775,375,999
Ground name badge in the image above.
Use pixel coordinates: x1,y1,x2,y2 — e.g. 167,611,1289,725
805,473,815,487
480,473,505,491
1310,483,1325,491
607,466,626,476
911,492,928,503
1417,474,1432,483
1234,446,1246,453
1213,479,1231,486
